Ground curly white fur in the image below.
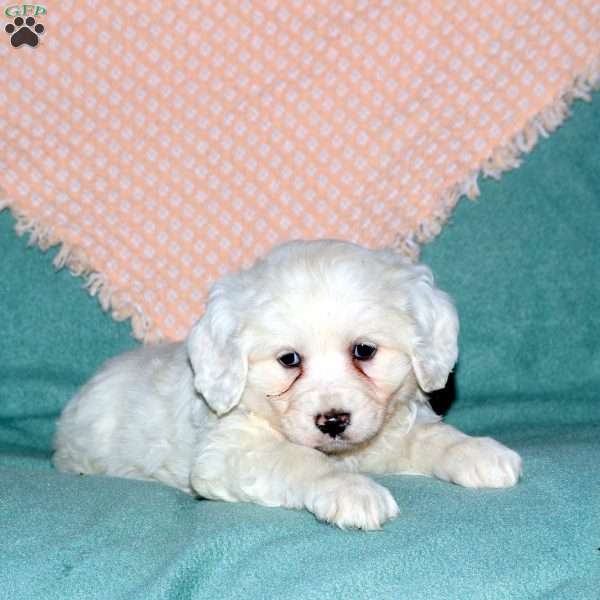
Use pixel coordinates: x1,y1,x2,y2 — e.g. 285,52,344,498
53,240,522,529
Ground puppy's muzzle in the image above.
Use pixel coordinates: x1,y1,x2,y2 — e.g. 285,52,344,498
315,411,351,438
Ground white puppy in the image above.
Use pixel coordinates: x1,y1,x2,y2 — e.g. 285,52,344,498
53,240,522,529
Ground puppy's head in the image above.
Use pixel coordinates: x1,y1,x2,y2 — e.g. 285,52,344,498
187,240,458,453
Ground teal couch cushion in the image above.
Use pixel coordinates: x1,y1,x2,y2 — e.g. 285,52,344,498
1,95,599,599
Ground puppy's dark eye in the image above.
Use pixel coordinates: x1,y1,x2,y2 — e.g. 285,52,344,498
352,343,377,361
278,351,301,368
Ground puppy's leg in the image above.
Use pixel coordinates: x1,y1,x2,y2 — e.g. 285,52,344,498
191,415,399,529
401,421,523,489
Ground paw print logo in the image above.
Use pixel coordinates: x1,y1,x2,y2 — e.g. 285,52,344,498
5,16,44,47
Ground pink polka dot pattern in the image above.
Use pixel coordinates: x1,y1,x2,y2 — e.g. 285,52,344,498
1,1,599,340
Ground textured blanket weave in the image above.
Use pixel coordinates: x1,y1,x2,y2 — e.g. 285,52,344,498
1,0,599,340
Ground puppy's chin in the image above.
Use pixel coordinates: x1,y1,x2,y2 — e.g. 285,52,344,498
281,427,363,454
315,438,356,454
291,428,378,454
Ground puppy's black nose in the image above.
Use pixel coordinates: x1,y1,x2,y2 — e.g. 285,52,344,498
315,411,351,438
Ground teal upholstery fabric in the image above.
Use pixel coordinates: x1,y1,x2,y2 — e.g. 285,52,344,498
1,96,599,599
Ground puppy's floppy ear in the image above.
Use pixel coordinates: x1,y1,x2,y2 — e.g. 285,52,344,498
186,281,248,416
405,264,459,393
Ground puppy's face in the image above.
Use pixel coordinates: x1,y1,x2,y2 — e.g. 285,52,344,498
188,240,459,451
242,288,415,452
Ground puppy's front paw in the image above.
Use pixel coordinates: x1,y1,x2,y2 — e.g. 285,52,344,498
306,473,399,530
435,437,522,489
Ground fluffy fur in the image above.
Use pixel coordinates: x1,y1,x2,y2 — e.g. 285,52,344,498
53,240,522,529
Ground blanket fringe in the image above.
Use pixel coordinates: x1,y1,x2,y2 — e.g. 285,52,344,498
394,56,600,260
0,197,153,341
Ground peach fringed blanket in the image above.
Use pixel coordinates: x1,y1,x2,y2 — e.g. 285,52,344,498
1,1,599,341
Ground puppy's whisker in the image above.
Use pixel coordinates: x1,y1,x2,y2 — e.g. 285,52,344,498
265,372,302,398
